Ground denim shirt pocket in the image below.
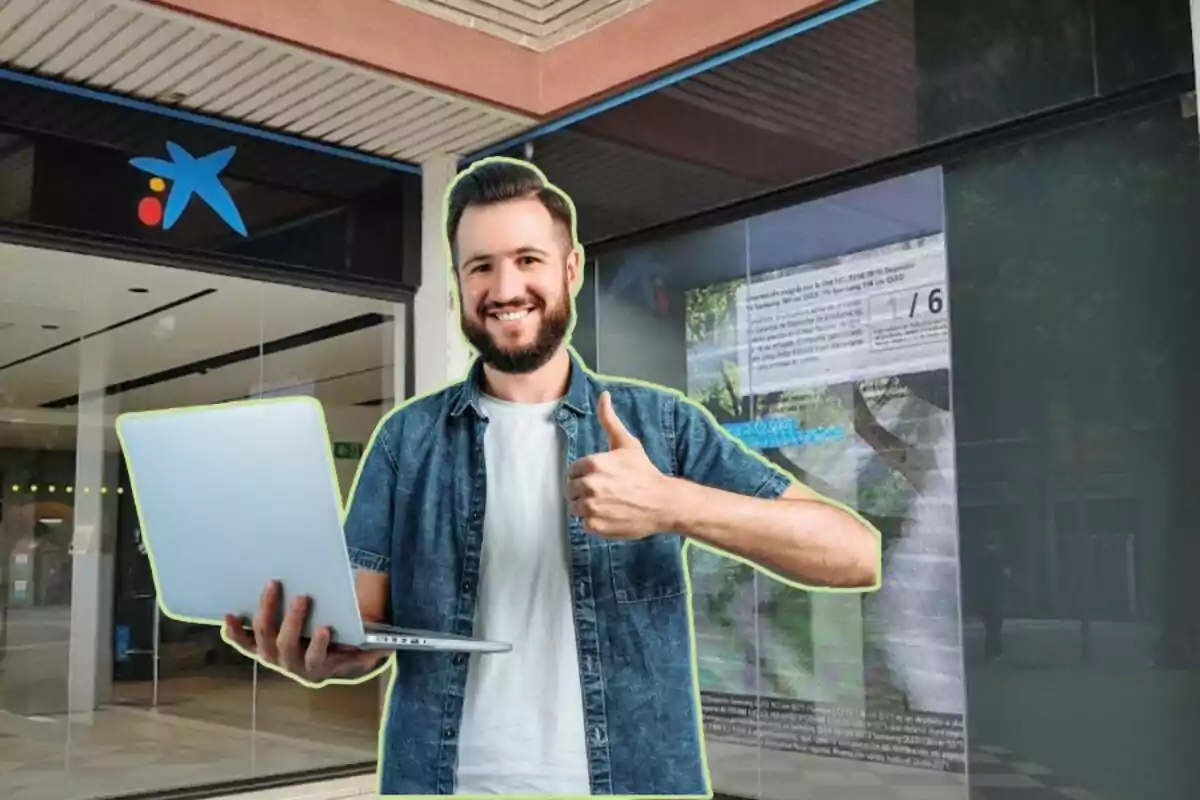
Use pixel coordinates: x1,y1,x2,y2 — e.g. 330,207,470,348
608,535,686,604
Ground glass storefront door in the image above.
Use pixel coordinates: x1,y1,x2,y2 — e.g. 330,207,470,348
0,241,405,800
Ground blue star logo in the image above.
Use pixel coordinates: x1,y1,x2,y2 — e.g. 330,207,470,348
130,142,247,236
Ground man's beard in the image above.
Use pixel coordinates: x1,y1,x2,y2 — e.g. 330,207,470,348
461,283,572,375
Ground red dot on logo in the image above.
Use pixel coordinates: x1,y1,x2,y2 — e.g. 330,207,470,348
137,196,164,227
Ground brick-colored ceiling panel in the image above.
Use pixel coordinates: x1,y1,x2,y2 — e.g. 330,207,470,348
145,0,856,121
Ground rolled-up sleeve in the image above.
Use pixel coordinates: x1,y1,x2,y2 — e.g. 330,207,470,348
673,396,792,500
343,419,398,574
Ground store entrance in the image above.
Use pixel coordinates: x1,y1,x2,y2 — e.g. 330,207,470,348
0,240,404,798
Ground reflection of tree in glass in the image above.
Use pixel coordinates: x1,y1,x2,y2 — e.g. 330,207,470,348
690,361,743,422
853,378,926,518
685,280,747,423
685,280,741,347
691,547,814,696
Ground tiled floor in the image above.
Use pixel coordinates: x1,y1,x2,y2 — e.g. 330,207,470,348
206,743,1105,800
212,775,377,800
0,673,381,800
705,740,1107,800
0,672,1107,800
111,669,384,752
0,706,377,800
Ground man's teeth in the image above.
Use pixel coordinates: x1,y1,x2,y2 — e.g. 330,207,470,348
494,309,530,321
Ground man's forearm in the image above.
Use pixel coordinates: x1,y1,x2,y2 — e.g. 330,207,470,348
656,477,880,589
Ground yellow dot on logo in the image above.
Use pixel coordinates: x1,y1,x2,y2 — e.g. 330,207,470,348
149,177,166,193
100,486,108,495
9,485,17,492
117,487,125,495
30,485,38,492
48,485,56,493
66,486,74,493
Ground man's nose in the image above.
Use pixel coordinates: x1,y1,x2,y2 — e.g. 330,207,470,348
489,262,525,304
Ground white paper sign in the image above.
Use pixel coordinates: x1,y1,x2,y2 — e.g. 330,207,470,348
735,234,949,395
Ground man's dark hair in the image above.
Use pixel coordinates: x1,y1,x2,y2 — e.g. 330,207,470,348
445,159,576,263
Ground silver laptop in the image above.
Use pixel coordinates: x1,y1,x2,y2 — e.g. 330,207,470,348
115,396,510,654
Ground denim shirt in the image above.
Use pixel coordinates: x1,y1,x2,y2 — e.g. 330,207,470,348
343,354,792,796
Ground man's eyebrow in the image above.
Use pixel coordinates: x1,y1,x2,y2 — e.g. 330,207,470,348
460,251,491,267
463,246,550,265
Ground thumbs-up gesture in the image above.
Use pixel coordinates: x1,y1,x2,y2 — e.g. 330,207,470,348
567,391,670,540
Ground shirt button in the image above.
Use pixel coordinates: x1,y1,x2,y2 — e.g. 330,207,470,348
444,727,455,739
462,581,472,593
453,653,467,665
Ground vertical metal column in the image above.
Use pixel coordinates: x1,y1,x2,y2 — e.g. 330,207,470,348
1191,0,1200,134
414,153,473,395
151,600,160,707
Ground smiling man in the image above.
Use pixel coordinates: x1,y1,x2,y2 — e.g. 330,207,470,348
227,157,881,797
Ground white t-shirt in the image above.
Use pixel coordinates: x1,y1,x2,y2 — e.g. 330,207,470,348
455,395,590,795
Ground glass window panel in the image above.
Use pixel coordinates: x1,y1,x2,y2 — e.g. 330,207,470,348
251,287,397,776
946,96,1200,800
0,241,406,798
589,91,1200,797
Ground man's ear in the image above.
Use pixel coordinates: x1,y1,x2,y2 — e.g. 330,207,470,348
566,245,583,296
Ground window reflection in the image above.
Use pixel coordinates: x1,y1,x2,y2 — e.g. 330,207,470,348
586,96,1200,800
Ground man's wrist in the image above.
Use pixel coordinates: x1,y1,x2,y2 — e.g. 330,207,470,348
652,475,700,536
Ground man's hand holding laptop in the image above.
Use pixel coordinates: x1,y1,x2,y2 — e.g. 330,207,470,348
223,579,387,683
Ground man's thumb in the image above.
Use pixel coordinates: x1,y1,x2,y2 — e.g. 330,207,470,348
599,391,636,449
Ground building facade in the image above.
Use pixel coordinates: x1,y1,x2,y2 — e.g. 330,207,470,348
0,1,1196,799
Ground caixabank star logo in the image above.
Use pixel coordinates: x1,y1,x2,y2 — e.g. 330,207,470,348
130,142,248,236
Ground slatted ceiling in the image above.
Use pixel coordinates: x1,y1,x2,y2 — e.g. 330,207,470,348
113,26,209,90
187,53,295,112
351,96,448,150
184,51,284,107
306,83,410,138
449,0,544,38
435,113,520,155
377,105,472,155
662,81,789,136
7,3,87,65
0,0,40,41
91,23,182,87
393,0,651,50
0,0,70,61
46,8,137,76
400,109,504,157
309,89,412,143
530,131,767,242
260,74,369,131
124,33,229,97
222,60,327,121
0,0,533,165
303,87,411,141
657,0,917,160
155,41,262,99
